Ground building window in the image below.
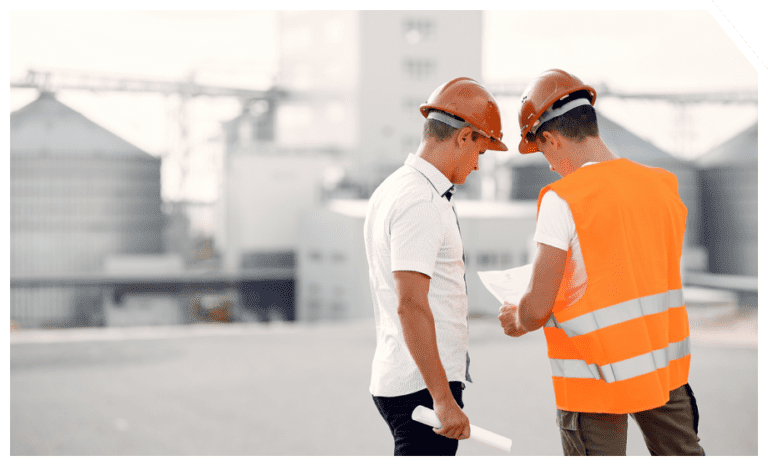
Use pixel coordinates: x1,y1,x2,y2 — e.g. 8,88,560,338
403,58,436,80
241,252,295,268
496,253,510,267
477,253,498,268
477,252,515,269
403,19,434,44
329,300,346,317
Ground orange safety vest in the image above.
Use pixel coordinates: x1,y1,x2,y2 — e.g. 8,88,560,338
538,158,690,414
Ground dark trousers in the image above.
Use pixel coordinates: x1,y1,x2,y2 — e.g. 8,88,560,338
558,383,705,456
372,381,465,456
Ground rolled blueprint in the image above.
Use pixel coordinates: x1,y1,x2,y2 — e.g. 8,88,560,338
411,405,512,453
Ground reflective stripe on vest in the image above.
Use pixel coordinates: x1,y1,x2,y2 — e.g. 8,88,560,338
544,289,684,338
549,337,690,383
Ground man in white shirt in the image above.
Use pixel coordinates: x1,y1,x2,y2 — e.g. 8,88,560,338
364,78,508,455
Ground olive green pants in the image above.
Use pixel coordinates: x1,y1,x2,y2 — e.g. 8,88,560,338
558,384,705,456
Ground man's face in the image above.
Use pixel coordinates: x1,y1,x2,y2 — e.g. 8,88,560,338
452,134,488,184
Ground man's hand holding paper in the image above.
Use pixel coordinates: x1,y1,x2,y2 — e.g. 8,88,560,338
498,301,527,337
478,263,535,337
477,263,533,306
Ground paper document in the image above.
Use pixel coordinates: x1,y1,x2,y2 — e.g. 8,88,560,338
477,264,534,306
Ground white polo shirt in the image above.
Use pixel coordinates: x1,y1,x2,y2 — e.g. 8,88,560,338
364,153,470,397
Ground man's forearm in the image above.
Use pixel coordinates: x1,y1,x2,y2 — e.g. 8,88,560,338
398,303,452,403
517,292,553,333
516,244,566,332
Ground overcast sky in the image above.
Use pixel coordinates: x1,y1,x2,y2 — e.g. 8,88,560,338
8,2,765,201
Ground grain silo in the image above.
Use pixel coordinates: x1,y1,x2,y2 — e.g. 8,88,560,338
696,122,757,276
507,111,701,248
10,92,163,328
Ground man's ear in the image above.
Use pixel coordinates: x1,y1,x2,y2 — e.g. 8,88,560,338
455,126,474,148
539,130,560,149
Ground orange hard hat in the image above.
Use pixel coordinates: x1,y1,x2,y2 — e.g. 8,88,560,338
517,69,597,154
420,77,508,151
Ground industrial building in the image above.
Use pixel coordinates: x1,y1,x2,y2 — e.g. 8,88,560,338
696,122,758,278
276,10,483,193
10,92,164,328
213,11,488,322
9,11,757,327
214,142,340,322
296,199,538,321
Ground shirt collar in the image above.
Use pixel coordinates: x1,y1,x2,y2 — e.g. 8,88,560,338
404,153,454,199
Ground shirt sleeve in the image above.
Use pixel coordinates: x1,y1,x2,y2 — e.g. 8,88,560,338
534,190,576,251
390,200,442,277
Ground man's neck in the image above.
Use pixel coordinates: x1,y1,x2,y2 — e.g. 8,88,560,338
567,136,618,169
415,140,455,181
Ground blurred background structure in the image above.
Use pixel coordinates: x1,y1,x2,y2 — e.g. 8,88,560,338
9,9,759,330
8,8,761,457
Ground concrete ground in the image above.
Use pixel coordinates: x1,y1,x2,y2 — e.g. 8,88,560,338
10,303,758,456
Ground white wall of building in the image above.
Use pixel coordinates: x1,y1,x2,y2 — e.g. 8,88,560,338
276,11,483,187
297,200,369,322
455,201,538,316
296,199,538,322
218,148,337,272
358,11,482,179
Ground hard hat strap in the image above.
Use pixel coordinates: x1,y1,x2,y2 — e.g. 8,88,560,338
427,111,469,129
427,110,493,140
533,97,592,133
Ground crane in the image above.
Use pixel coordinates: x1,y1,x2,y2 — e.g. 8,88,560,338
10,69,288,101
11,70,758,190
486,81,758,104
10,69,292,201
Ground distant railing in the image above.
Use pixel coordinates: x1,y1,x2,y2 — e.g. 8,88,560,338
10,268,295,329
684,271,758,309
10,268,293,288
684,272,758,292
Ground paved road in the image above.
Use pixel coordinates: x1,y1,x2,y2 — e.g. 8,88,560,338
10,308,757,456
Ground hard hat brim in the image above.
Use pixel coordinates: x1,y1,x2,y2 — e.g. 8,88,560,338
518,138,539,154
489,138,509,152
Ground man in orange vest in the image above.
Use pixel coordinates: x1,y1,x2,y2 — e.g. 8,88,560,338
498,69,705,455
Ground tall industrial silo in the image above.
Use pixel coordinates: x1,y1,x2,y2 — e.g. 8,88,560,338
696,122,757,276
507,111,701,248
10,92,164,328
